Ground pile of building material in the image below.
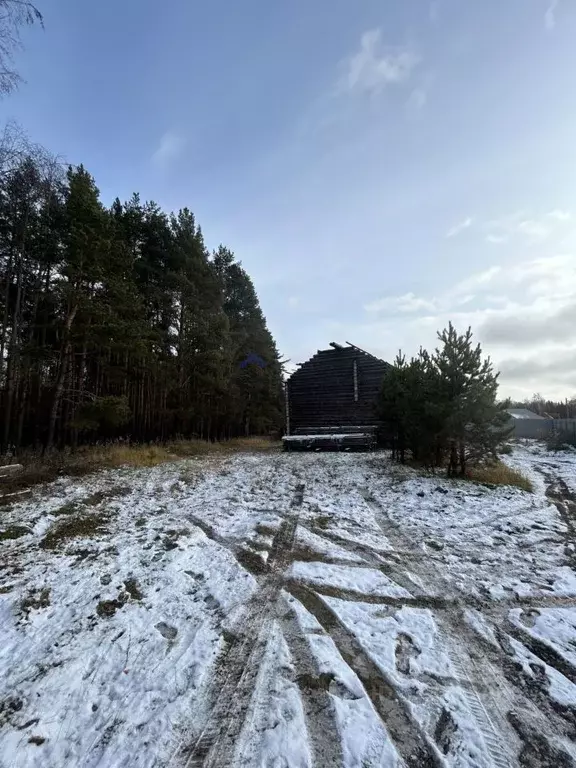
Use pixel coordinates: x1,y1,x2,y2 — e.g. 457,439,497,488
283,426,378,451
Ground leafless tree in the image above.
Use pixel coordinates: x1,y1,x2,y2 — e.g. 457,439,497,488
0,0,43,95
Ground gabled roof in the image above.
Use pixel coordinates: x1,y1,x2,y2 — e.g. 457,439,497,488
507,408,547,420
294,341,389,369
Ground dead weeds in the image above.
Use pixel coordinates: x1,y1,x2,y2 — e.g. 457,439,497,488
468,462,533,493
1,438,281,495
312,515,332,530
96,598,125,618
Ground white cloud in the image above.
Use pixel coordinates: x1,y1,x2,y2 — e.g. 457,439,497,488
545,0,559,30
152,131,186,168
354,254,576,399
287,296,300,308
516,219,550,241
364,292,437,315
342,29,420,96
484,209,572,244
407,87,427,110
446,217,473,238
451,266,501,296
547,209,571,221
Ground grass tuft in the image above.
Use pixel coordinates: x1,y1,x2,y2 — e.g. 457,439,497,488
123,578,143,601
21,587,51,613
0,525,30,541
40,513,110,550
468,462,533,492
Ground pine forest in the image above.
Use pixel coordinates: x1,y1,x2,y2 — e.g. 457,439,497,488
0,126,284,452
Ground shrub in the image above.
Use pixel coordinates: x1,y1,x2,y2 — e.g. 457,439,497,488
499,443,513,455
547,430,576,452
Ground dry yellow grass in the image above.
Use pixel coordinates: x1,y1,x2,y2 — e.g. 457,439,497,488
0,437,282,495
468,462,533,492
102,444,174,467
224,437,281,453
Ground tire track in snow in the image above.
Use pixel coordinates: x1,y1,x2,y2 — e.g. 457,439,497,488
362,491,521,767
278,600,345,768
183,485,316,768
287,583,444,768
363,489,576,766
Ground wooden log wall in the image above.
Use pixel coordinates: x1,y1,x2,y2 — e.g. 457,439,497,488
287,346,390,432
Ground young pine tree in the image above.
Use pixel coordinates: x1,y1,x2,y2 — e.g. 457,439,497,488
433,323,511,475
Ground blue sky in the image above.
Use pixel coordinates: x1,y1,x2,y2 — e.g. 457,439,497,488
4,0,576,399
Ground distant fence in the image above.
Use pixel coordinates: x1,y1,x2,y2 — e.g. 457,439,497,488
552,419,576,442
509,418,576,440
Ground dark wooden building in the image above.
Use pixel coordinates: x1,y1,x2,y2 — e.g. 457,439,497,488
284,342,390,449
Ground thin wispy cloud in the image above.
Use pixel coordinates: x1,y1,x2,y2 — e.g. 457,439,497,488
341,29,420,96
485,209,572,244
446,217,473,238
545,0,559,30
152,131,186,168
451,265,502,296
365,292,437,315
516,219,549,241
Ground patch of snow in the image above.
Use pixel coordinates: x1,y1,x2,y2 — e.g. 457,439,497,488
464,610,499,648
287,562,410,598
326,599,500,767
509,606,576,668
507,635,576,708
232,620,312,768
295,528,366,564
285,592,402,768
551,567,576,596
0,459,260,767
325,598,451,683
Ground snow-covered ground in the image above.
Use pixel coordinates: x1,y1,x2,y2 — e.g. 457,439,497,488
1,443,575,767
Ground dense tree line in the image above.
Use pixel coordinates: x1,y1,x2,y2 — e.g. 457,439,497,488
0,136,284,452
378,324,511,475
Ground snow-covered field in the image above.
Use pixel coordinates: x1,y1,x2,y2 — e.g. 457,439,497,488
1,443,576,767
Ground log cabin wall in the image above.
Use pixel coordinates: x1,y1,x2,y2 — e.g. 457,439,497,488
286,344,390,433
